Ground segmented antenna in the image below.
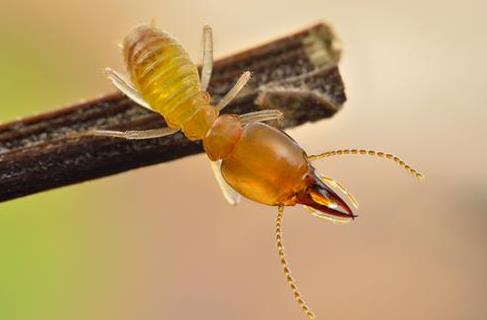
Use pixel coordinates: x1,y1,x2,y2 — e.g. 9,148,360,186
275,206,315,319
308,149,424,180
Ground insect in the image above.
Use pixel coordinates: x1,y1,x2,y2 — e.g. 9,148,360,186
91,24,424,319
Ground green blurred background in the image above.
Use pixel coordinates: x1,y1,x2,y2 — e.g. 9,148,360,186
0,0,486,319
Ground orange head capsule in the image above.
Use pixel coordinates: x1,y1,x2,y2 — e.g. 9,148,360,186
204,119,357,221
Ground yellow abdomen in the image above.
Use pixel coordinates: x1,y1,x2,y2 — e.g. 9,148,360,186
123,25,216,140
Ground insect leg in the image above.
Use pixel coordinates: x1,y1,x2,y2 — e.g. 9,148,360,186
88,127,179,140
105,68,153,111
209,160,241,205
239,109,283,125
216,71,251,111
308,149,424,180
200,25,213,92
275,206,316,319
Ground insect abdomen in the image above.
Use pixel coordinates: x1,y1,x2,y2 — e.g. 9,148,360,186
123,26,214,139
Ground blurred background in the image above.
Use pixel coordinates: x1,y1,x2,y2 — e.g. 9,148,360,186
0,0,486,319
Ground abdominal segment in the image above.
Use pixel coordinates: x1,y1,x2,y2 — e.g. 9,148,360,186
123,25,210,138
221,122,310,205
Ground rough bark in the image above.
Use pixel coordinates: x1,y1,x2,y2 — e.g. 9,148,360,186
0,22,346,202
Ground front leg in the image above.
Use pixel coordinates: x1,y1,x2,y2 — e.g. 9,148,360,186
239,109,283,125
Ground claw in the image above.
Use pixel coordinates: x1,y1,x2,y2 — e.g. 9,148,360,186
297,172,356,223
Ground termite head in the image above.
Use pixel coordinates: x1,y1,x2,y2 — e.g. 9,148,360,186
296,171,356,223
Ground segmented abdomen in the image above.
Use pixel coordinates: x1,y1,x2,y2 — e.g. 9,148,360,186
123,26,208,130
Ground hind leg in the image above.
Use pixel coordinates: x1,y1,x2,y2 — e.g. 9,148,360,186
105,68,153,111
88,127,179,140
216,71,252,111
200,25,213,92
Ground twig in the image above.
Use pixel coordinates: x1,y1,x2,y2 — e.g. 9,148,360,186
0,22,346,202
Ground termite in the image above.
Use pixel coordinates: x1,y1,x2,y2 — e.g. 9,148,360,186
90,24,424,319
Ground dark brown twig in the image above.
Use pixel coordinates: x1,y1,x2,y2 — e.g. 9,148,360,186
0,22,346,202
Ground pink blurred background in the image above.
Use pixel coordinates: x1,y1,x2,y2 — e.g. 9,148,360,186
0,0,486,319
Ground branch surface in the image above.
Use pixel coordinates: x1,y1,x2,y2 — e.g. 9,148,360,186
0,22,346,202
